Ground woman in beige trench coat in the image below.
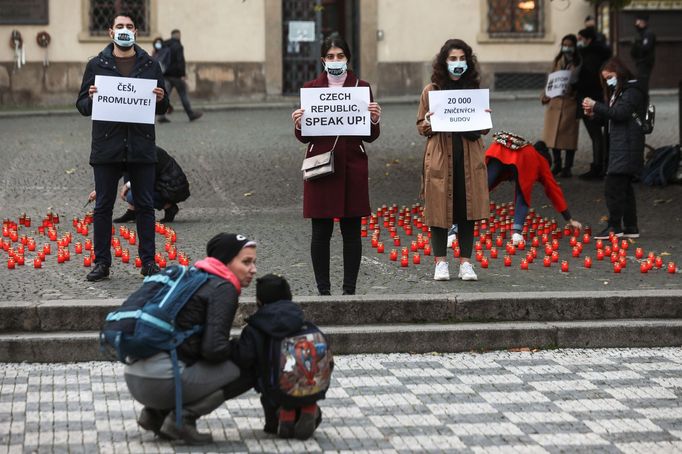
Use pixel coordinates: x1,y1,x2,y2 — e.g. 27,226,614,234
417,39,490,282
542,34,581,178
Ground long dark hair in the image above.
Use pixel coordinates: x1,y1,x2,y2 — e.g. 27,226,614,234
431,39,480,89
553,34,581,67
320,35,352,61
600,57,635,100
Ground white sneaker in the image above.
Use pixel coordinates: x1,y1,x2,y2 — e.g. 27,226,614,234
433,261,450,281
458,262,478,281
511,232,524,246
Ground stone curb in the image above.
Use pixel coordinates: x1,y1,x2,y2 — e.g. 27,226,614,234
1,319,681,362
1,290,680,332
0,89,676,119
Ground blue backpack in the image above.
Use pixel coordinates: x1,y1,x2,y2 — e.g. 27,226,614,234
100,265,212,428
266,322,333,408
641,145,681,186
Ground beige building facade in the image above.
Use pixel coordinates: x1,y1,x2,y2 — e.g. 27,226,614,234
1,0,675,106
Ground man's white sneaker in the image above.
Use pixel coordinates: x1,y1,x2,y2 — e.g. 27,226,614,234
458,262,478,281
511,232,524,246
433,261,450,281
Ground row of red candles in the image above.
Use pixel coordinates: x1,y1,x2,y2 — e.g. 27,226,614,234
360,202,677,274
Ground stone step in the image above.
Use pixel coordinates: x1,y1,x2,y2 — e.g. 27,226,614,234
2,319,681,362
2,290,681,332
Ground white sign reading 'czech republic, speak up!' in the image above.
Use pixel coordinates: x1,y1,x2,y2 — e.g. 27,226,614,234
428,89,492,132
300,87,371,136
545,70,571,98
92,75,157,124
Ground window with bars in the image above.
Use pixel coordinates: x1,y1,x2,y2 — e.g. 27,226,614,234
88,0,150,36
487,0,543,38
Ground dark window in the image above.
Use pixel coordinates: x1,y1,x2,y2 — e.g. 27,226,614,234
488,0,543,38
89,0,150,36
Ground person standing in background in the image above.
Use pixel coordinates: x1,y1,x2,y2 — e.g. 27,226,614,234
630,12,656,102
157,29,203,123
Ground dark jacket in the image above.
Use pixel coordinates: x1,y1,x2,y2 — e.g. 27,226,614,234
295,71,380,218
163,37,186,78
155,147,190,203
575,41,612,108
231,300,305,394
631,27,656,74
76,43,169,165
175,277,239,366
593,81,646,176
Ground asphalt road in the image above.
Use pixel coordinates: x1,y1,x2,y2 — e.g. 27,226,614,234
0,96,680,300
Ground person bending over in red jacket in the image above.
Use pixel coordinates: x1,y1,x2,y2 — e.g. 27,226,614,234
486,133,582,245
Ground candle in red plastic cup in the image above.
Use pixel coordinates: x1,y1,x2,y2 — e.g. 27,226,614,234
561,260,569,272
389,249,398,261
520,259,528,270
654,256,663,268
83,256,91,267
7,258,15,269
504,255,512,267
613,262,622,273
596,249,604,261
668,262,677,274
640,262,648,273
424,244,431,256
33,258,42,268
377,242,385,253
135,256,142,268
584,257,592,268
412,253,420,264
481,257,489,268
400,257,408,267
569,236,577,247
551,251,559,263
543,256,551,267
635,247,643,259
490,247,498,259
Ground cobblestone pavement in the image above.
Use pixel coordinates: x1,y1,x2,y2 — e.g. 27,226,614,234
2,348,682,453
0,96,680,300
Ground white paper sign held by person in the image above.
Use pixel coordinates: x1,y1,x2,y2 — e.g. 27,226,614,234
300,86,370,136
428,89,492,132
92,75,157,124
545,70,571,98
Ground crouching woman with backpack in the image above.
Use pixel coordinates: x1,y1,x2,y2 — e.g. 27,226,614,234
122,233,257,444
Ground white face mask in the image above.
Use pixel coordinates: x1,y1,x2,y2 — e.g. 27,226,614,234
325,61,347,77
447,60,467,77
154,42,162,50
113,28,135,48
606,77,617,88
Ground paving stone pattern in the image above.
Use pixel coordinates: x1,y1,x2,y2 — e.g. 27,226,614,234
2,348,682,453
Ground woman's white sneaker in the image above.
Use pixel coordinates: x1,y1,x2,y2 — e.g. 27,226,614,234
433,261,450,281
511,232,524,246
458,262,478,281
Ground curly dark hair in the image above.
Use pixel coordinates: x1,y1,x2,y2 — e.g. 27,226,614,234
431,39,480,89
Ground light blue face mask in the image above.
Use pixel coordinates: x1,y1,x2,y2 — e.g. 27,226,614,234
606,77,618,88
325,61,347,77
113,28,135,48
447,60,468,77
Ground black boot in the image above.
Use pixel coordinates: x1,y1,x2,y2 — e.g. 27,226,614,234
137,407,170,437
551,149,562,175
159,390,225,444
86,263,110,282
560,150,575,178
579,164,603,180
113,209,137,223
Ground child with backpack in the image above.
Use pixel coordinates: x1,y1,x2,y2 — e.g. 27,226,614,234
231,274,332,440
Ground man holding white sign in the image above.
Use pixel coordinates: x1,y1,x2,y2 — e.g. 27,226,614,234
76,11,168,282
417,38,491,283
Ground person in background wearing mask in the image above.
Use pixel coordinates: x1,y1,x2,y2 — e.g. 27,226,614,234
575,27,611,180
581,57,645,240
630,12,656,101
291,36,381,296
417,39,490,282
157,29,202,123
541,34,581,177
151,37,174,117
76,12,168,281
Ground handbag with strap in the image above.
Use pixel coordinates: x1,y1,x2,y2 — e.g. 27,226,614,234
301,136,339,181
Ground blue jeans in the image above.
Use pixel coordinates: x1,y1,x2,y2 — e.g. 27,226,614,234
126,188,165,210
93,163,156,266
487,158,529,232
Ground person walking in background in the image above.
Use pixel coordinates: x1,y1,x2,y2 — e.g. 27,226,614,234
630,12,656,101
487,135,582,246
76,12,168,281
541,34,581,178
581,57,646,240
417,39,490,282
291,36,381,296
575,27,612,180
157,29,202,123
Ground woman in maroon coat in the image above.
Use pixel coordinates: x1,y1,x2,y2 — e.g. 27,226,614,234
292,36,381,295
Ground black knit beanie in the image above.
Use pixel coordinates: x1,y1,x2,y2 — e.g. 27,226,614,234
206,233,256,264
256,273,292,305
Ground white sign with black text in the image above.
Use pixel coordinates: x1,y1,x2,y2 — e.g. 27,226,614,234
545,70,571,98
428,89,492,132
91,75,157,124
300,87,371,137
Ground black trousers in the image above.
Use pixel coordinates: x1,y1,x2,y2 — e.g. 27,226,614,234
431,134,475,259
93,163,156,266
582,117,607,172
164,77,195,118
311,217,361,295
605,174,638,230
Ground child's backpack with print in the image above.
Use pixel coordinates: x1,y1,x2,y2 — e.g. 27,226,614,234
268,322,333,407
